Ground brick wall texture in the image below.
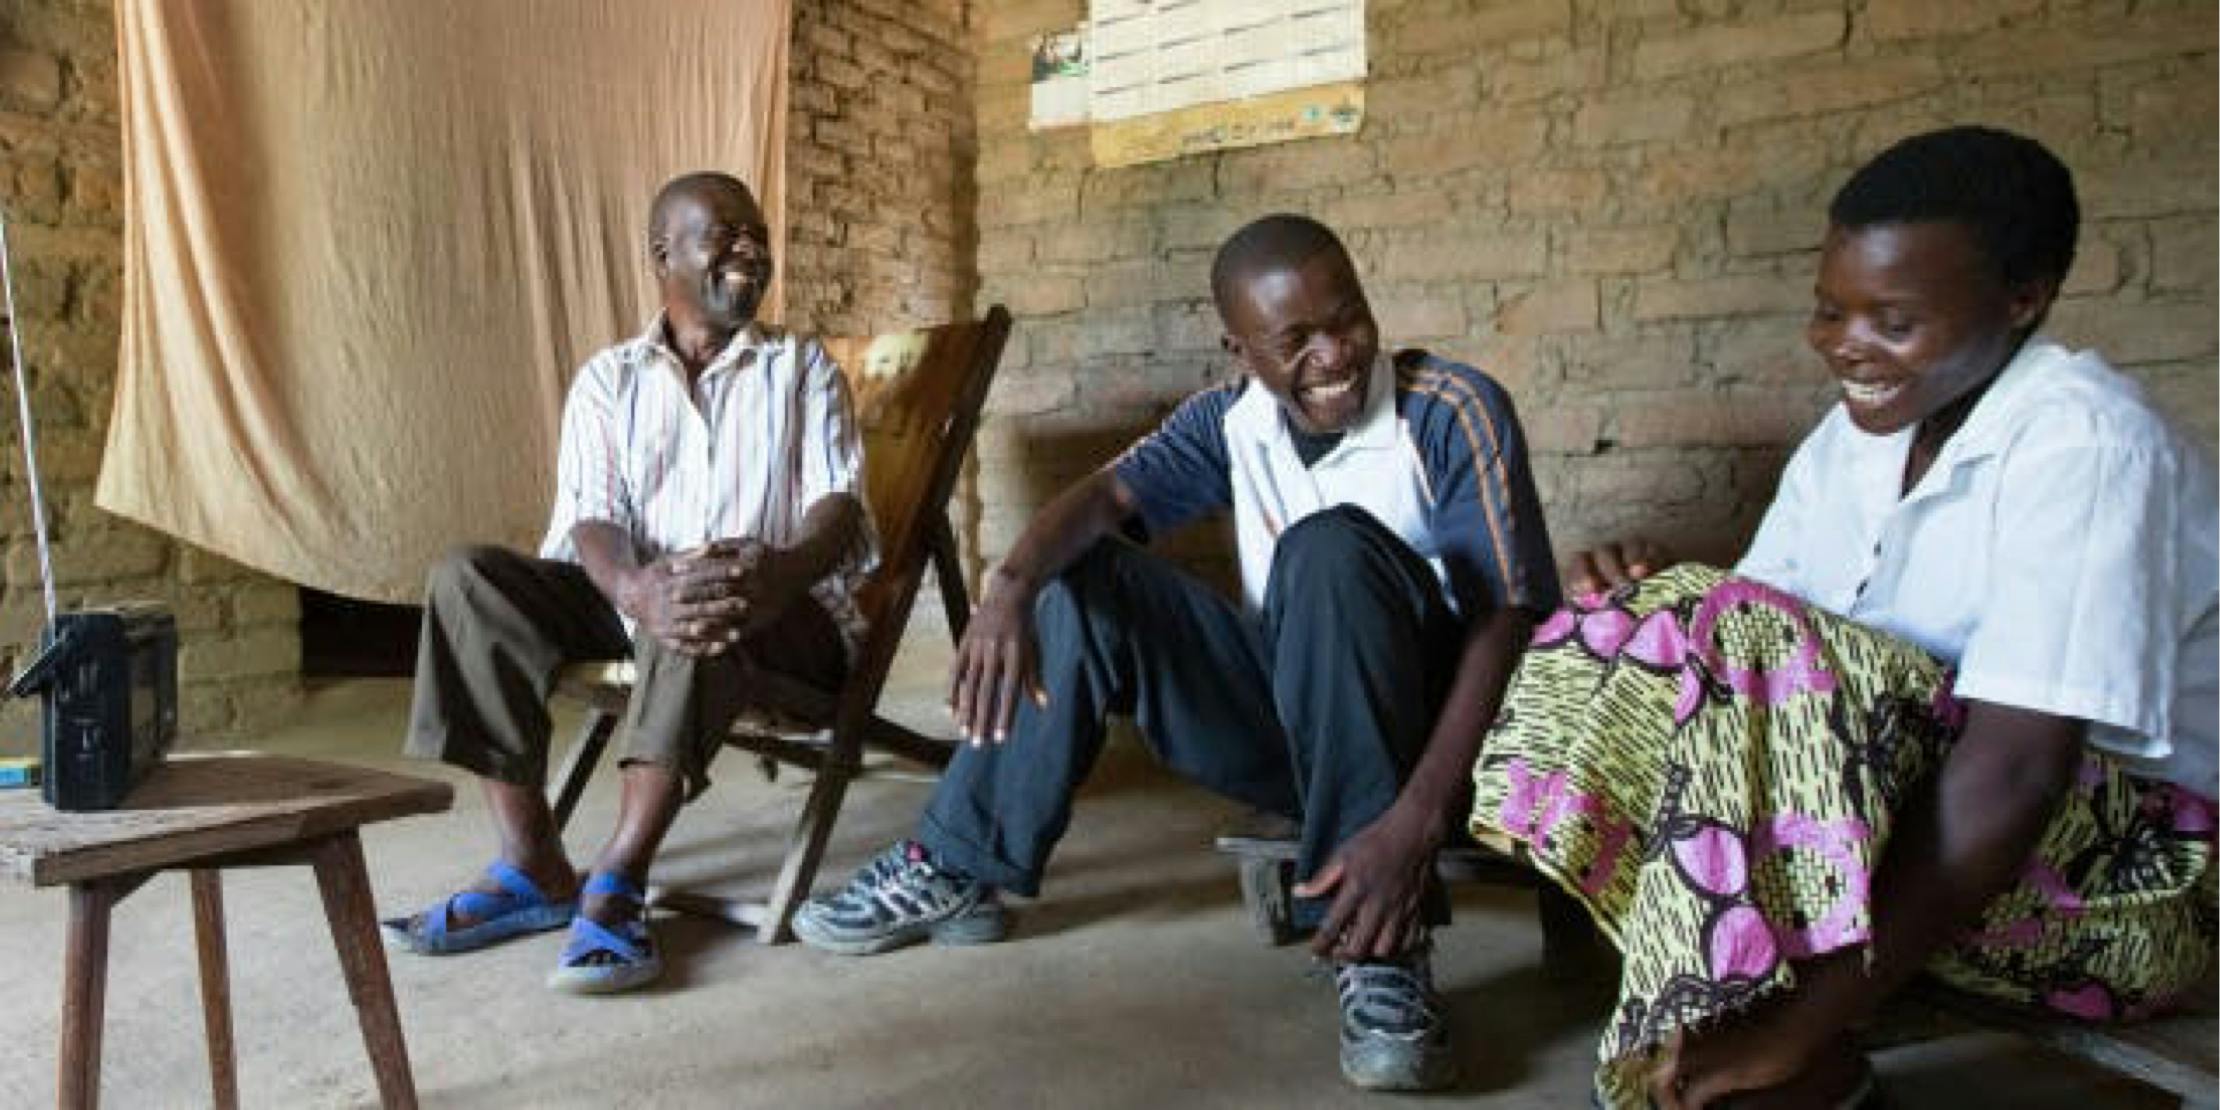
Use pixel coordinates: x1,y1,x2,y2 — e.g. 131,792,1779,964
2,0,2211,745
785,0,977,340
784,0,981,634
970,0,2218,578
0,0,302,745
0,0,979,749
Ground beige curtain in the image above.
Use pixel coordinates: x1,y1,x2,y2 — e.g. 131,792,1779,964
98,0,790,602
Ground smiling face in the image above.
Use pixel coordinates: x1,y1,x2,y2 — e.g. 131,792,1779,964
1218,246,1380,435
652,182,773,332
1806,221,2052,436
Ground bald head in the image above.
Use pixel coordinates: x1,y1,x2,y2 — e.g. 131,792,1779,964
1209,214,1349,312
648,171,771,332
648,171,758,244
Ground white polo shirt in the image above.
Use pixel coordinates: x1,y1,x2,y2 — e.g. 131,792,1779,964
1112,350,1560,620
539,318,876,655
1738,337,2219,796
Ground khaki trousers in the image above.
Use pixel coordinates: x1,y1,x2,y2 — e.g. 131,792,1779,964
404,545,847,798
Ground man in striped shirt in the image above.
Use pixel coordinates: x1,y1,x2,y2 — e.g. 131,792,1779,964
382,172,873,995
796,214,1560,1090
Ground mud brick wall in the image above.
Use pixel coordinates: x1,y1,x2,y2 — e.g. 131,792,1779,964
969,0,2216,580
3,0,2208,734
785,0,978,340
785,0,981,638
0,0,984,746
0,0,300,743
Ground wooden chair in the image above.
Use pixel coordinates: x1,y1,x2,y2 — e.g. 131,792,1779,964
547,306,1010,944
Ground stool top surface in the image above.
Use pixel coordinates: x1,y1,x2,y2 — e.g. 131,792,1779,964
0,752,453,887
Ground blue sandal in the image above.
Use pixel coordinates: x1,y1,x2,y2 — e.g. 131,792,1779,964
546,872,662,994
380,861,577,955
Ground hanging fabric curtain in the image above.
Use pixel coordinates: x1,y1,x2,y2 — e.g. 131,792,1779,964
98,0,791,602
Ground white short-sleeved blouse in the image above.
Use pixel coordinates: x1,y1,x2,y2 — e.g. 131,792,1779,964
1738,338,2218,797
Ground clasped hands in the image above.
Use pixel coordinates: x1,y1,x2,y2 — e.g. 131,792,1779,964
623,538,810,656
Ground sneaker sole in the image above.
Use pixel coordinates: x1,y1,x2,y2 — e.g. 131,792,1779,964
1340,1043,1457,1092
546,958,663,995
792,905,1009,956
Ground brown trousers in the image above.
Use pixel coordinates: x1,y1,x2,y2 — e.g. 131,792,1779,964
403,545,848,798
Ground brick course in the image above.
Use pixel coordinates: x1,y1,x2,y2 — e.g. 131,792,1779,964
970,0,2217,573
0,0,317,742
0,0,980,745
6,0,2211,738
785,0,976,340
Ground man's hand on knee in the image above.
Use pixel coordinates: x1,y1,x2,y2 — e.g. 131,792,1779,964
947,589,1047,746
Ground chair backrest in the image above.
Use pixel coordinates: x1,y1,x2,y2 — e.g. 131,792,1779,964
818,306,1011,639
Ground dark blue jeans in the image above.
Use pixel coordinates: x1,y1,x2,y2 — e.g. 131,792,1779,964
921,506,1460,929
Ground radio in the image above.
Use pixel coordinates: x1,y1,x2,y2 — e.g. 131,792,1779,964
0,212,181,811
8,606,179,811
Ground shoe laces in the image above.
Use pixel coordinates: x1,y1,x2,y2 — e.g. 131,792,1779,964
1333,945,1442,1039
860,840,976,906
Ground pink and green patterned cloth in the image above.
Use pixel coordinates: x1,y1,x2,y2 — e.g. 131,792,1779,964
1472,565,2216,1108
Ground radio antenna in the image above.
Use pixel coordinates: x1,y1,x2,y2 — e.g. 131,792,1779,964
0,212,59,626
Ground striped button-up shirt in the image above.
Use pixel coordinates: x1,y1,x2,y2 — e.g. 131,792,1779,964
540,318,875,655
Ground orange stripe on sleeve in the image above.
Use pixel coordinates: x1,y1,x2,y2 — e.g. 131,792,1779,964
1402,375,1519,587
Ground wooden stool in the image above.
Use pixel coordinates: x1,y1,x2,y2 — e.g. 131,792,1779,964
0,753,453,1109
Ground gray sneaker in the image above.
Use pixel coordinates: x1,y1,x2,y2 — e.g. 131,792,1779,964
792,839,1008,955
1335,945,1455,1091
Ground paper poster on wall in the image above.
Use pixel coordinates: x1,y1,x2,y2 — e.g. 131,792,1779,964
1091,81,1363,168
1029,26,1090,130
1079,0,1365,166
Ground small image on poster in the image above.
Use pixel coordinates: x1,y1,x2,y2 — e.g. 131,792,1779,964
1029,26,1089,130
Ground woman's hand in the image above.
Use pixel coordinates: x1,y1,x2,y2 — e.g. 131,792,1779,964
1564,538,1673,597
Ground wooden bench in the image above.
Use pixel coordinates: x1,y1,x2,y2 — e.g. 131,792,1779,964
1868,976,2218,1106
0,752,453,1110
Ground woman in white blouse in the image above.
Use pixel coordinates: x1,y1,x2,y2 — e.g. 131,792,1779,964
1470,126,2217,1109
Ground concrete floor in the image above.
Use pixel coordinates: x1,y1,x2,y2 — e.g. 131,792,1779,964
0,639,2183,1108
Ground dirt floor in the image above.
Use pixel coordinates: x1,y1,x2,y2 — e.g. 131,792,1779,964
0,638,2183,1107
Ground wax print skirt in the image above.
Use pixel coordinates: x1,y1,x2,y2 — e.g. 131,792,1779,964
1470,565,2217,1107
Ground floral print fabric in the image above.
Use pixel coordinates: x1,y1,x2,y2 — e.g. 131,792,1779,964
1472,565,2216,1107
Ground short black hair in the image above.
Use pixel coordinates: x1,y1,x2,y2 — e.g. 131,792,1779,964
1210,214,1350,310
1829,125,2078,289
648,171,755,242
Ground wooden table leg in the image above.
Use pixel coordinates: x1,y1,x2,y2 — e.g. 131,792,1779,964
189,871,239,1110
59,879,123,1110
309,832,419,1110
